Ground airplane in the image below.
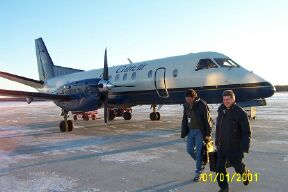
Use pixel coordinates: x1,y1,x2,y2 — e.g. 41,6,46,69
0,38,275,132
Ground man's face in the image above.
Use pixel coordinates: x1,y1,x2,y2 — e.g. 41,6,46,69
223,96,235,108
185,96,196,104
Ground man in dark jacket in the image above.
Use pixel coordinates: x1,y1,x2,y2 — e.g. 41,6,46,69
181,89,212,181
215,90,252,192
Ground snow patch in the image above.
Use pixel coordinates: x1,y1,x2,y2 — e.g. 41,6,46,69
101,151,160,165
81,188,101,192
101,148,177,165
267,140,288,145
0,171,77,192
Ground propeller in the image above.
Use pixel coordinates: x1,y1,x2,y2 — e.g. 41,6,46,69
99,49,135,124
103,49,108,124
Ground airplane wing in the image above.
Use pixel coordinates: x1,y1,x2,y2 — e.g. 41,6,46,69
0,89,73,101
0,71,44,89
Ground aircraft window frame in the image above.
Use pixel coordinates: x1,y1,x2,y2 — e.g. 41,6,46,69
214,58,240,68
195,59,218,71
115,74,120,82
173,69,178,77
131,72,136,80
148,70,153,78
123,73,128,81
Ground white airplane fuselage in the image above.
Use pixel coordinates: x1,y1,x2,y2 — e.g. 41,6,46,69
43,52,275,112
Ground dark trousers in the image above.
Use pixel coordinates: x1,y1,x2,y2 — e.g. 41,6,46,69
216,149,246,189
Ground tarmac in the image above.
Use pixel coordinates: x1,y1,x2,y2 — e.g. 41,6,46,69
0,92,287,192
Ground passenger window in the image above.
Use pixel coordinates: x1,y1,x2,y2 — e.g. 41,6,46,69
148,70,153,78
115,74,120,82
195,59,218,71
131,72,136,80
173,69,178,77
123,73,127,81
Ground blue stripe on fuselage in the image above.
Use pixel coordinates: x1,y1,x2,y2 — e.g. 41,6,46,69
60,82,275,111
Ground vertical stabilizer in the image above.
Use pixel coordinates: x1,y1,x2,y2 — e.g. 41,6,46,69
35,38,55,81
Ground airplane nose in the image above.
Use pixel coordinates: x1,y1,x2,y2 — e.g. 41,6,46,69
263,81,276,98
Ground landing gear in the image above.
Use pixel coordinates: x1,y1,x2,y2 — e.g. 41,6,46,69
106,108,132,120
122,108,132,120
123,111,132,120
59,109,74,132
150,105,161,121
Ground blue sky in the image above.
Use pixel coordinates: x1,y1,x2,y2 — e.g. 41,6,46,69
0,0,287,91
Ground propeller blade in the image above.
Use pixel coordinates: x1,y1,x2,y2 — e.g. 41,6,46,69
103,48,109,124
103,49,108,81
104,91,108,124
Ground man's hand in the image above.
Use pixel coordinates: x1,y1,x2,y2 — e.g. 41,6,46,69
205,136,212,141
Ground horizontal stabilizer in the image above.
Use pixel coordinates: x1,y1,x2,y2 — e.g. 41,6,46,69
0,89,73,101
53,65,84,77
0,71,44,89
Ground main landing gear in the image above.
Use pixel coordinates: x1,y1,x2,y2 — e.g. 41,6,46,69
123,109,132,120
59,109,74,132
150,104,160,121
111,108,132,121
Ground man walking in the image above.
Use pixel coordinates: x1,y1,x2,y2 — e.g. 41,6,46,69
181,89,212,181
215,90,252,192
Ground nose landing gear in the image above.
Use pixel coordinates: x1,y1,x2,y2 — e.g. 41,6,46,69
59,109,74,132
150,105,160,121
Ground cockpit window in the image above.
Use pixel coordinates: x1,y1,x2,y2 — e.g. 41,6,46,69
195,59,218,71
214,58,239,68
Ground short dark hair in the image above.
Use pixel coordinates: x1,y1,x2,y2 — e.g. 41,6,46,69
185,89,197,98
222,90,235,100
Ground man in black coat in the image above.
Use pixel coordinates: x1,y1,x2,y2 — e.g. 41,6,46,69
215,90,252,192
181,89,212,181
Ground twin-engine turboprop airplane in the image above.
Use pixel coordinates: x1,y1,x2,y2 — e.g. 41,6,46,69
0,38,275,132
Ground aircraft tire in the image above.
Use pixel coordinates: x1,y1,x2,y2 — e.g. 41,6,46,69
150,112,158,121
59,120,68,132
73,115,77,121
123,112,132,120
156,112,160,120
67,120,74,132
91,114,96,120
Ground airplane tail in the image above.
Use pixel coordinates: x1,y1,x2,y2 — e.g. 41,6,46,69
35,38,55,81
35,38,84,81
0,38,84,91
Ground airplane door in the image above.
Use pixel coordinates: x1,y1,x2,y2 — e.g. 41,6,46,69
154,67,169,98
